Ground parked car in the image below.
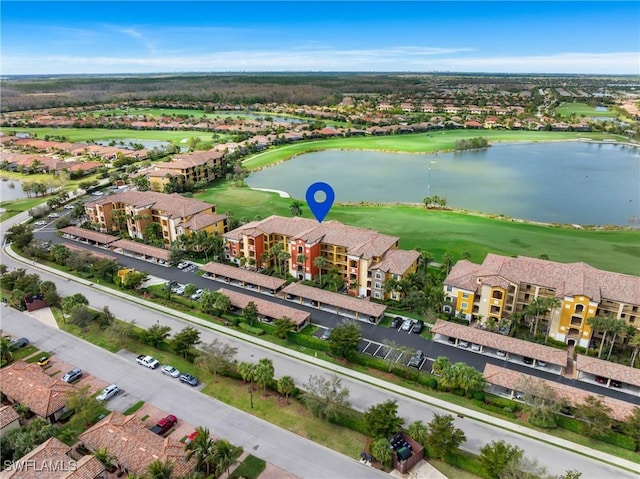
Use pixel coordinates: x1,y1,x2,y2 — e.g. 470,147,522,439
458,340,469,348
390,317,402,329
190,289,203,300
161,365,181,378
471,343,481,351
408,350,424,368
35,220,48,226
62,368,82,383
47,213,60,218
174,285,187,295
96,384,120,401
63,204,75,210
179,373,200,387
412,320,424,334
523,357,534,365
171,283,185,293
150,415,177,435
496,350,506,357
537,360,547,367
447,337,456,345
595,375,607,384
400,319,414,332
177,262,188,269
185,430,199,444
321,328,333,340
610,379,622,388
9,337,29,349
37,355,50,366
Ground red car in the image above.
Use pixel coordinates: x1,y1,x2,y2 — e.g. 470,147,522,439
595,376,607,384
185,430,199,444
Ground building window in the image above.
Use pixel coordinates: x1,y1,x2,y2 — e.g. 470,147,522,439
375,272,382,280
461,302,468,310
446,286,453,292
374,282,381,289
392,293,398,300
374,291,381,299
462,292,469,299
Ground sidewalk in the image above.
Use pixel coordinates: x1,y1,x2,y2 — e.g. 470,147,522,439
4,244,639,476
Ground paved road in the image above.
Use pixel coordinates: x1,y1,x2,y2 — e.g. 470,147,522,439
2,248,637,478
1,307,387,479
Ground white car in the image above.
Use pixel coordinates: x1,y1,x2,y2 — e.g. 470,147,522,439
161,365,181,378
400,319,414,331
63,204,75,210
96,384,119,401
190,289,203,300
35,220,48,226
48,213,60,218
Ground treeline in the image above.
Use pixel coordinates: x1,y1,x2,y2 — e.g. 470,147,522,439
454,137,490,150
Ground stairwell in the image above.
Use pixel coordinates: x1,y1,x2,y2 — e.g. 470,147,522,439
564,343,575,378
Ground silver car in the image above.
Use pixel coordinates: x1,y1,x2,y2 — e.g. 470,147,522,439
161,365,181,378
401,319,414,331
96,384,119,401
62,368,82,383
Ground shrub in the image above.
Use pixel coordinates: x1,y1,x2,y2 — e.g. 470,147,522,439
452,388,465,396
239,323,264,335
287,331,328,351
427,378,438,389
472,399,517,418
329,412,368,435
472,391,485,401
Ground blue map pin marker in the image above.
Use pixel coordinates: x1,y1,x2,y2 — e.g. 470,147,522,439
306,182,335,223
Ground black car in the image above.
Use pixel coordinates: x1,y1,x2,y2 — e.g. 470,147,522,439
523,357,534,365
408,350,424,368
390,317,402,329
179,373,200,387
9,337,29,350
412,320,424,334
610,379,622,388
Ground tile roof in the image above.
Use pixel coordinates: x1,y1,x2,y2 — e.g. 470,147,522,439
218,288,310,326
0,437,105,479
282,283,387,317
64,243,119,262
0,405,20,429
370,249,420,275
110,239,170,261
575,355,640,387
443,260,481,292
458,253,640,305
200,262,286,290
431,319,568,366
86,191,215,220
483,364,635,422
78,412,194,477
0,361,76,419
179,212,227,231
60,226,119,245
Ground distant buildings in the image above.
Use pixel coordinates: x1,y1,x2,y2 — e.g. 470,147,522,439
134,150,226,191
224,215,419,299
443,253,640,347
85,190,226,245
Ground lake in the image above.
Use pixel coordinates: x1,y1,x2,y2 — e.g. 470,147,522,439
0,178,28,201
245,142,640,226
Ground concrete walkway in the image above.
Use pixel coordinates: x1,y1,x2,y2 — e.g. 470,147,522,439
390,460,447,479
26,306,59,329
4,244,640,476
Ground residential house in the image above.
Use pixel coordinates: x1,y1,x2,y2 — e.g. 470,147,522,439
0,361,75,423
443,253,640,347
0,437,105,479
224,215,419,299
78,412,195,477
84,190,226,245
138,150,225,191
0,405,21,437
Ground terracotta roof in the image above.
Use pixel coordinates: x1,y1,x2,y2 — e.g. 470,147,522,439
575,355,640,387
443,260,481,292
282,283,387,317
431,319,568,366
201,262,286,290
0,361,76,419
218,288,310,326
86,191,215,220
370,249,420,275
483,364,635,422
60,226,118,245
0,405,20,429
78,412,194,477
179,212,227,232
468,253,640,305
0,437,105,479
64,243,119,262
110,239,170,261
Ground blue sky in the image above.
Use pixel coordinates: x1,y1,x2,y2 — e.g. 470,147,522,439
2,1,639,75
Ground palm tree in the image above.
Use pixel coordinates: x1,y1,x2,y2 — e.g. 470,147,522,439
290,199,304,217
588,315,613,358
277,375,295,404
628,333,640,368
431,356,451,376
144,458,174,479
185,427,216,476
407,420,428,447
93,447,116,472
212,439,237,477
370,437,392,467
543,297,561,344
606,318,628,360
313,255,328,285
254,358,275,396
237,361,256,385
0,337,13,364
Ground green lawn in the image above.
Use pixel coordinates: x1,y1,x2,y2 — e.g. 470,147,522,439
229,455,267,479
196,182,640,275
242,130,625,170
555,102,618,118
0,127,219,146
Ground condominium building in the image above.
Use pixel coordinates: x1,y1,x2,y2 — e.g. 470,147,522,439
224,215,419,299
85,190,226,245
137,150,225,191
443,253,640,347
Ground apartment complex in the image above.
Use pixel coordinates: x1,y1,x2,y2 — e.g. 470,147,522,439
137,150,225,191
224,215,419,299
85,190,226,245
443,253,640,347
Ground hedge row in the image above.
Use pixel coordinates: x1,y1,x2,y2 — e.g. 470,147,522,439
472,399,518,418
239,323,265,335
555,416,636,451
286,331,329,351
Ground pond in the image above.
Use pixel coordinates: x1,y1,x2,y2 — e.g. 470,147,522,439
0,178,28,201
94,139,171,150
245,142,640,226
